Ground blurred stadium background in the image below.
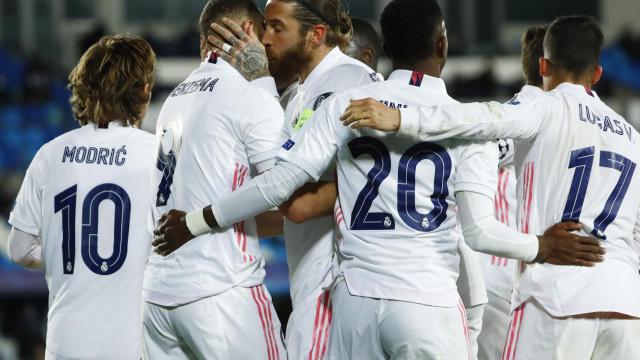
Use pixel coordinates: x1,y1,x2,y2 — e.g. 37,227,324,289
0,0,638,358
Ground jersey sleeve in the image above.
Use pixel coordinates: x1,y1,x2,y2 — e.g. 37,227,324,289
453,141,499,199
277,96,346,181
398,95,557,143
237,86,286,166
9,149,46,236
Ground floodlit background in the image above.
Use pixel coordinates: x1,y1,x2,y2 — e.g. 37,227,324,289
0,0,639,358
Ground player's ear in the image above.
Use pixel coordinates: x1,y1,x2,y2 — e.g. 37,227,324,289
539,57,550,78
591,65,603,86
143,83,151,96
361,48,374,66
241,20,257,37
309,24,328,47
436,35,447,60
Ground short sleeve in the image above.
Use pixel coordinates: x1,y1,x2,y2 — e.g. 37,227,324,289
277,96,346,181
238,87,286,166
454,141,499,199
9,149,46,236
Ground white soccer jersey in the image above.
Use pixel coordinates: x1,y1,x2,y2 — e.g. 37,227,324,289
143,54,285,306
279,70,498,307
399,82,640,317
480,85,544,302
9,123,155,360
281,47,378,306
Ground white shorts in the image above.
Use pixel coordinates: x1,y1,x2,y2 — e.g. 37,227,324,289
286,289,332,360
142,285,286,360
327,279,470,360
465,303,484,360
502,299,640,360
478,292,510,360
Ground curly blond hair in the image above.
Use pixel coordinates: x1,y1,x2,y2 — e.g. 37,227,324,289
68,34,156,127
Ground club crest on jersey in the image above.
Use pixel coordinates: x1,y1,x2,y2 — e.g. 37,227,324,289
409,71,424,87
313,92,334,110
384,216,393,228
370,72,383,82
282,139,295,151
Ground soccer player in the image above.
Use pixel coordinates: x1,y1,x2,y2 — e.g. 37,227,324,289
206,1,378,358
477,25,547,360
7,34,156,360
347,18,381,71
342,15,640,359
155,1,604,358
142,1,286,359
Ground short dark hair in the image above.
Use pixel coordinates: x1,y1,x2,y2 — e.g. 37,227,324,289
281,0,353,51
381,0,443,63
521,25,547,86
351,18,381,52
544,16,604,77
199,0,263,39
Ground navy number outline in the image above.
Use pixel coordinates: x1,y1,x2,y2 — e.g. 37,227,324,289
55,183,131,275
348,137,452,232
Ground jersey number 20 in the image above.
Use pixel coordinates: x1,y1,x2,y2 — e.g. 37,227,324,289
54,184,131,275
349,137,452,232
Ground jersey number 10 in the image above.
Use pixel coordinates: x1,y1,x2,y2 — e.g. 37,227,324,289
54,183,131,275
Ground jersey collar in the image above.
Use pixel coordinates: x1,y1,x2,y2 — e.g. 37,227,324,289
555,82,601,100
200,51,235,72
520,84,544,95
299,47,343,90
387,69,448,94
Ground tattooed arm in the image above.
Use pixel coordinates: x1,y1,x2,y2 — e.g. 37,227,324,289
208,17,270,81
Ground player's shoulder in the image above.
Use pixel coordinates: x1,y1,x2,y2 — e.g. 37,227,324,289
507,85,547,105
328,58,380,86
241,84,282,114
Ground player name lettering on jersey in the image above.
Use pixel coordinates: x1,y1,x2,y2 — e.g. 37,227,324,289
379,99,408,109
578,103,634,142
62,145,127,166
169,77,219,97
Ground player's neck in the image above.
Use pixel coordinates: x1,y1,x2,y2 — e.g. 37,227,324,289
544,68,594,91
298,45,333,83
392,58,442,78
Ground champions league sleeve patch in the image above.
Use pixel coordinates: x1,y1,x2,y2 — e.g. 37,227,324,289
282,139,296,151
506,94,521,105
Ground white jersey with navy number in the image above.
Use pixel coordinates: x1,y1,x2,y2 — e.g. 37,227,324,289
8,123,155,360
399,82,640,317
281,47,379,306
279,70,498,307
144,54,285,306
